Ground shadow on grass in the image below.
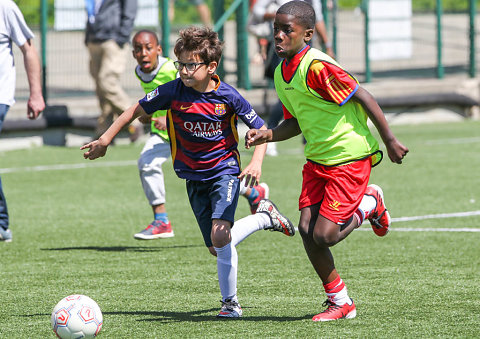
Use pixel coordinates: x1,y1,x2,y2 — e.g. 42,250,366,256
18,307,313,323
41,244,203,252
104,309,311,322
21,308,310,322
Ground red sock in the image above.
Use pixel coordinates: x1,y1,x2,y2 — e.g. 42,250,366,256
323,275,350,305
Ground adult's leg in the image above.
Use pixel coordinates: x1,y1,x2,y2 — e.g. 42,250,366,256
0,104,9,133
98,41,130,114
0,176,8,231
88,43,112,136
0,105,10,231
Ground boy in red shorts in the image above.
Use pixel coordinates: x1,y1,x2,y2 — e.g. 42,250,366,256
245,1,409,321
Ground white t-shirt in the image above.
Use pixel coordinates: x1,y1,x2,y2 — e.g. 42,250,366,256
0,0,34,106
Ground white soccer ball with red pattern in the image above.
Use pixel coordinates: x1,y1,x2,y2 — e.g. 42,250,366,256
51,294,103,338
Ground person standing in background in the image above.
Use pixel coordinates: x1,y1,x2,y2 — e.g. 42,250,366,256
0,0,45,242
85,0,142,141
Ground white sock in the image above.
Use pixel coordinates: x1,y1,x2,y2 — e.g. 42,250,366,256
359,194,376,219
324,276,351,306
231,213,271,247
214,242,238,302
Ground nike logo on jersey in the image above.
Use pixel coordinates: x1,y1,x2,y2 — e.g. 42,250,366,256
180,105,193,110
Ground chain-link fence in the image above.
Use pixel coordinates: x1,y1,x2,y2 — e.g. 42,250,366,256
12,1,480,102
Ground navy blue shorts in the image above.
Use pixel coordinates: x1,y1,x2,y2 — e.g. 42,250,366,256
186,174,240,247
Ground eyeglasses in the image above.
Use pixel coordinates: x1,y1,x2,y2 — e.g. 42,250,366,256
174,61,207,71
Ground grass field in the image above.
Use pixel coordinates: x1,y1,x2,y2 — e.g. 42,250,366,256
1,120,479,338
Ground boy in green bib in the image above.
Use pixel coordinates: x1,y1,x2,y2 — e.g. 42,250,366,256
131,30,179,240
245,1,409,321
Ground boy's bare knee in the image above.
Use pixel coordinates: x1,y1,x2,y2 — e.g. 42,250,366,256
312,230,338,248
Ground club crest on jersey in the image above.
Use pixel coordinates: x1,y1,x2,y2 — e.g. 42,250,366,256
146,88,159,101
214,104,227,116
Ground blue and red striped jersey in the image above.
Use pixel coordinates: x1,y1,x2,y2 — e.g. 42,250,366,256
139,76,265,181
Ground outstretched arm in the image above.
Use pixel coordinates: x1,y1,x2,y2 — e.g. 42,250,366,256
245,117,301,149
353,87,409,163
81,103,146,160
20,39,45,120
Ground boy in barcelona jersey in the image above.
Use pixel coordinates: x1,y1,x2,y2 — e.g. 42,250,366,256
245,1,409,321
131,30,269,241
82,26,295,318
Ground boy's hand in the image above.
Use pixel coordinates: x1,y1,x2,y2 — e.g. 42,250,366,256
245,129,270,149
152,116,167,130
80,139,108,160
238,162,262,187
385,138,409,164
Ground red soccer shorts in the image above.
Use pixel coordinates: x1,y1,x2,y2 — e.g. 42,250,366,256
299,158,372,225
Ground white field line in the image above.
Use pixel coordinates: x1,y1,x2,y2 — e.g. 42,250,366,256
356,210,480,232
2,161,480,232
356,227,480,232
0,160,137,174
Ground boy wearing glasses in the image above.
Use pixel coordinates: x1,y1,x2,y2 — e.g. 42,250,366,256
82,26,295,318
131,30,269,241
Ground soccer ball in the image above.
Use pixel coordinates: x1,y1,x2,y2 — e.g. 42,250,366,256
51,294,103,339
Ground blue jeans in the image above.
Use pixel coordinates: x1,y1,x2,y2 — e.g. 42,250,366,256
0,104,8,133
0,104,10,230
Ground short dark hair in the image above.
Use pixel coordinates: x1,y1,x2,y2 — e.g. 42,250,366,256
132,29,159,45
277,1,316,30
174,26,223,64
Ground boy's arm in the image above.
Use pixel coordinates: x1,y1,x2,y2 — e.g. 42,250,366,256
81,103,146,160
239,125,268,187
245,117,301,149
353,87,409,164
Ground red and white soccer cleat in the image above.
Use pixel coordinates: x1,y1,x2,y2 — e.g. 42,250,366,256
249,183,269,214
312,299,356,322
365,184,391,237
134,220,174,240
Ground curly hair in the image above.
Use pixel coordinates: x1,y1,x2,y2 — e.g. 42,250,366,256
174,26,223,64
277,1,316,30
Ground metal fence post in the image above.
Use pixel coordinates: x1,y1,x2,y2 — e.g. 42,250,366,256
362,0,371,83
332,0,338,57
161,0,170,56
213,0,225,79
321,0,328,27
236,0,250,89
40,0,48,103
469,0,476,77
436,0,444,79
